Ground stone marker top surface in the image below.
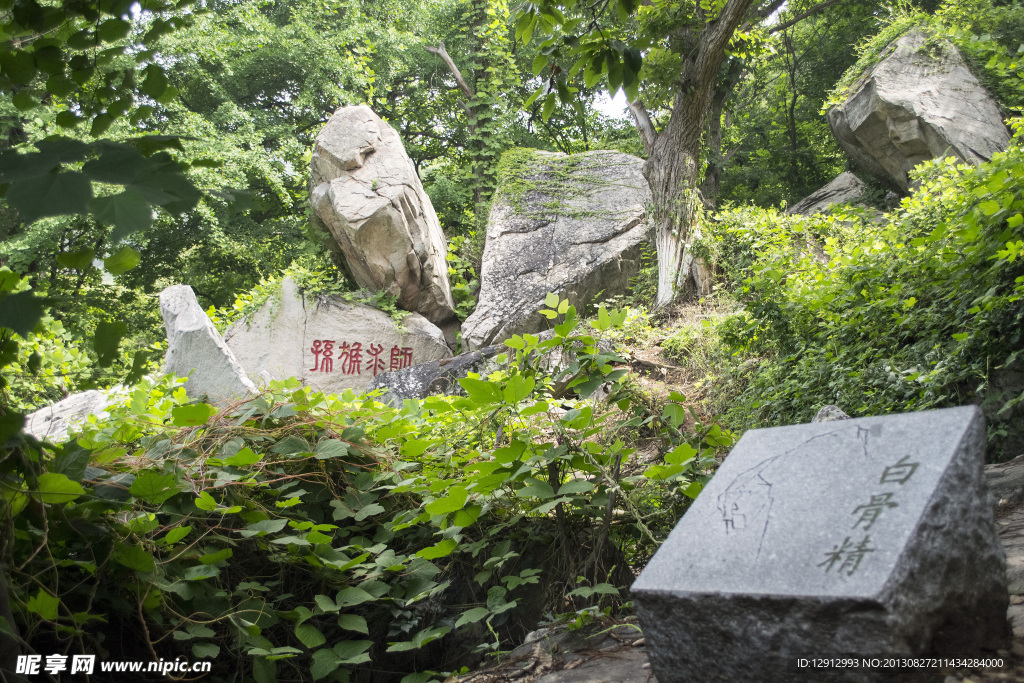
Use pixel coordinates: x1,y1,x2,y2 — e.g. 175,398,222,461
632,406,984,600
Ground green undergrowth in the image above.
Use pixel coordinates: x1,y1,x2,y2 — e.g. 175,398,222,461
703,119,1024,459
1,296,734,682
207,259,409,334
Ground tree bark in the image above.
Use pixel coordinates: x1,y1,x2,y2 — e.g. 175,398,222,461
634,0,757,306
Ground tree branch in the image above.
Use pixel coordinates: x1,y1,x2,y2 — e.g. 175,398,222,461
629,99,657,155
424,42,475,100
768,0,850,35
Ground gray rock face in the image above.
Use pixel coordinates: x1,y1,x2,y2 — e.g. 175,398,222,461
788,172,867,215
632,406,1008,682
462,150,650,349
368,345,503,405
24,390,117,443
160,285,257,406
827,30,1010,193
812,404,852,422
310,105,455,324
224,277,452,395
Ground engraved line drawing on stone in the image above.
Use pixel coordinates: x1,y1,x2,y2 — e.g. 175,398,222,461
879,455,920,486
818,535,876,576
851,492,899,531
716,428,868,556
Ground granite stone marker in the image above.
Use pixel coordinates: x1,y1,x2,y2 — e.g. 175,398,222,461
632,406,1008,683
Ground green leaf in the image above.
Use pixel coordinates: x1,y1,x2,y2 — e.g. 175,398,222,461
335,640,373,664
199,548,232,565
172,403,218,426
979,199,1001,216
36,472,85,504
493,439,527,464
25,589,59,620
557,479,593,495
0,291,47,337
416,539,457,559
665,443,697,465
337,614,369,634
183,564,220,581
56,248,95,270
103,246,141,275
164,525,192,545
195,491,217,511
90,190,153,243
112,544,155,573
314,594,339,613
296,623,326,649
541,92,556,121
425,487,468,515
517,479,556,499
502,375,535,404
93,320,127,367
0,51,38,84
7,171,92,222
315,439,350,460
193,642,219,659
46,74,77,97
310,648,342,680
130,472,179,504
225,446,262,467
453,504,482,527
532,54,548,76
459,378,502,405
335,587,375,608
455,606,490,628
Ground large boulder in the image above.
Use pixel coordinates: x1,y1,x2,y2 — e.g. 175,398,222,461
463,150,649,349
310,105,456,324
24,390,117,443
160,285,257,406
827,30,1011,193
224,277,452,395
787,172,867,215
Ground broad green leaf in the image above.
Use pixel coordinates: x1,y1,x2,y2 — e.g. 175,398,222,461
103,246,141,275
36,472,85,504
183,564,220,581
195,491,217,511
90,190,153,243
335,640,373,663
337,614,369,634
416,539,457,559
314,594,339,613
459,377,502,405
94,320,127,367
26,589,59,620
425,487,468,515
199,548,232,565
335,587,375,608
225,446,262,467
315,439,349,460
164,525,192,545
130,471,179,504
0,291,46,337
310,649,342,680
193,643,219,659
453,504,482,527
493,439,527,464
112,544,155,573
502,375,535,404
172,403,218,426
665,443,697,465
517,479,555,499
454,606,490,628
56,248,95,270
296,623,326,649
557,479,593,495
7,170,92,222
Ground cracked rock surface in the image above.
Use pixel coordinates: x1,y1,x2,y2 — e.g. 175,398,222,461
462,150,650,349
827,29,1010,193
310,105,455,324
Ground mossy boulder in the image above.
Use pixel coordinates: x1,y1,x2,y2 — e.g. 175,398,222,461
463,149,650,349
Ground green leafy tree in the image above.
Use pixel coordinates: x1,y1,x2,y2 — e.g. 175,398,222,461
518,0,866,306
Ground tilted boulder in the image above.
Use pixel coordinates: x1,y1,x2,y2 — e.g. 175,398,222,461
827,29,1010,193
463,150,649,349
24,390,117,443
787,172,867,216
161,285,257,406
224,277,452,395
310,105,456,324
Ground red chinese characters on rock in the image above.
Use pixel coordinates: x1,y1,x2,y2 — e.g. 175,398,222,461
309,340,413,377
